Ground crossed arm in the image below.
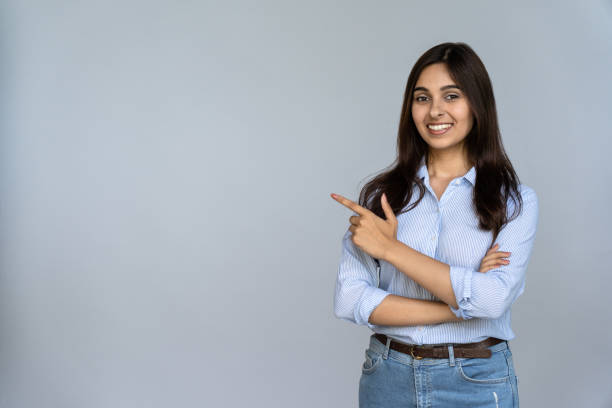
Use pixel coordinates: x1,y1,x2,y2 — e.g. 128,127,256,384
334,229,462,328
368,294,462,326
369,243,464,325
334,189,539,328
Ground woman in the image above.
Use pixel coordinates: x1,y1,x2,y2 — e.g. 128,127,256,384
331,42,538,407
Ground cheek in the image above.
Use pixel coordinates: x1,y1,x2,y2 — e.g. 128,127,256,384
455,111,474,135
454,106,473,126
411,106,425,123
463,113,474,129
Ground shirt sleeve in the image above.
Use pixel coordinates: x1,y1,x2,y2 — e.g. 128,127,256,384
333,228,391,328
448,187,539,320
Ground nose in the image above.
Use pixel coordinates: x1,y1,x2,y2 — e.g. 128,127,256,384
429,98,445,118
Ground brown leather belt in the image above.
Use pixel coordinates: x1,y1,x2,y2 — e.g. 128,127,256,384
374,333,505,359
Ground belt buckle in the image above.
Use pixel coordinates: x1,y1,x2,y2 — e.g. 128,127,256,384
410,346,423,360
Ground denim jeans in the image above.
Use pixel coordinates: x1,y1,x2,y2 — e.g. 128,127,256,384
359,333,519,408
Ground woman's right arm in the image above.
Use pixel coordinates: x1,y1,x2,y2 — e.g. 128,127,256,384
369,295,462,326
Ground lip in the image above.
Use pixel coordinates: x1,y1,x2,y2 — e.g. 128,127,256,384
427,123,454,135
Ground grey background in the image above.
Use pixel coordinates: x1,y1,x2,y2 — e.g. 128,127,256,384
1,1,611,407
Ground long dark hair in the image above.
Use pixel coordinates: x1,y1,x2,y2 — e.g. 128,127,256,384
359,42,523,247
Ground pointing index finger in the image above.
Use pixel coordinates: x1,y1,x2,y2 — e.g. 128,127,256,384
331,193,367,216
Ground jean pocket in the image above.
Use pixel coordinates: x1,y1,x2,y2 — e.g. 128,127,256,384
361,348,383,375
456,351,511,384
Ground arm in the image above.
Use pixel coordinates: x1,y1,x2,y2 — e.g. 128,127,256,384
383,242,459,308
334,228,390,329
368,295,463,326
383,187,539,320
334,228,463,328
447,188,539,319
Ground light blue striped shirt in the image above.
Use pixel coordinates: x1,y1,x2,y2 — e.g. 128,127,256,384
333,157,539,344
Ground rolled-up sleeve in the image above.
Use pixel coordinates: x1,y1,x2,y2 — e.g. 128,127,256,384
449,187,539,320
334,228,390,328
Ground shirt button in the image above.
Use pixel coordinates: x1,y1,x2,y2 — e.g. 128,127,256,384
418,326,424,331
431,236,435,241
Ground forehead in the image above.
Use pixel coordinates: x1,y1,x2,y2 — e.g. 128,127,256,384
415,63,455,87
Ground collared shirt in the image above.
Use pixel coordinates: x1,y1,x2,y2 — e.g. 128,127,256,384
333,157,539,344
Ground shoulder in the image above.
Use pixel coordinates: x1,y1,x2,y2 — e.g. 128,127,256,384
517,184,538,203
509,183,539,217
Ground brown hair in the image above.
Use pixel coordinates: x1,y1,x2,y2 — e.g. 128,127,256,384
359,42,523,247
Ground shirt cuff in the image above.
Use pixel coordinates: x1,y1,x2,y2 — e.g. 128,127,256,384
357,286,390,327
449,265,474,320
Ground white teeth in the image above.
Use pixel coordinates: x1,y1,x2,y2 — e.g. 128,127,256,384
428,123,453,130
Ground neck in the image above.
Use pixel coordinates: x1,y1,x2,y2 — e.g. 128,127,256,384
426,150,472,179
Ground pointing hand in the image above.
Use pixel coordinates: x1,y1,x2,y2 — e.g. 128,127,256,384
331,192,398,260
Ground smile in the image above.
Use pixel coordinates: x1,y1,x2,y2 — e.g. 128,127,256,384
427,123,453,135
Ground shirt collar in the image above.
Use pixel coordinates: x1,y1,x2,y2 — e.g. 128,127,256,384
417,157,476,186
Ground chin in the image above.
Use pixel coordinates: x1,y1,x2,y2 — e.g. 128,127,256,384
427,139,462,150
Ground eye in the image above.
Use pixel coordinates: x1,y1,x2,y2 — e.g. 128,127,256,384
415,95,428,102
445,94,460,100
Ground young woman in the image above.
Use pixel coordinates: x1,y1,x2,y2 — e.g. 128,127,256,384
331,42,538,407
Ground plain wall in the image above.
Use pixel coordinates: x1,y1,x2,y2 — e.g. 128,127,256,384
1,1,611,407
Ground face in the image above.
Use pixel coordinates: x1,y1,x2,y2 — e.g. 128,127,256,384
411,63,474,153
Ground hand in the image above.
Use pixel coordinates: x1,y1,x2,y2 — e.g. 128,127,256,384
331,192,398,260
478,243,511,273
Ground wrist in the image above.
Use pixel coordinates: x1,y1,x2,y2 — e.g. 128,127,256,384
382,238,403,264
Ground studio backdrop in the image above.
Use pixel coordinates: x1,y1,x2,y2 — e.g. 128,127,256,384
1,1,611,407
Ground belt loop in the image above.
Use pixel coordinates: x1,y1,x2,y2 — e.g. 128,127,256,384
447,344,455,367
383,336,391,360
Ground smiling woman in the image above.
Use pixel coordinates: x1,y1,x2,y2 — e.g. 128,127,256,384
332,42,538,408
411,66,474,145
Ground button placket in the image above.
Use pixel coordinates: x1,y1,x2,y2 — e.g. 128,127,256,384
431,207,442,257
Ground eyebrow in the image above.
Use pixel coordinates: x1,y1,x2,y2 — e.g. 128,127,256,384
413,85,461,93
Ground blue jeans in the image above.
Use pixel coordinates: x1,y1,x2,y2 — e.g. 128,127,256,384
359,334,520,408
